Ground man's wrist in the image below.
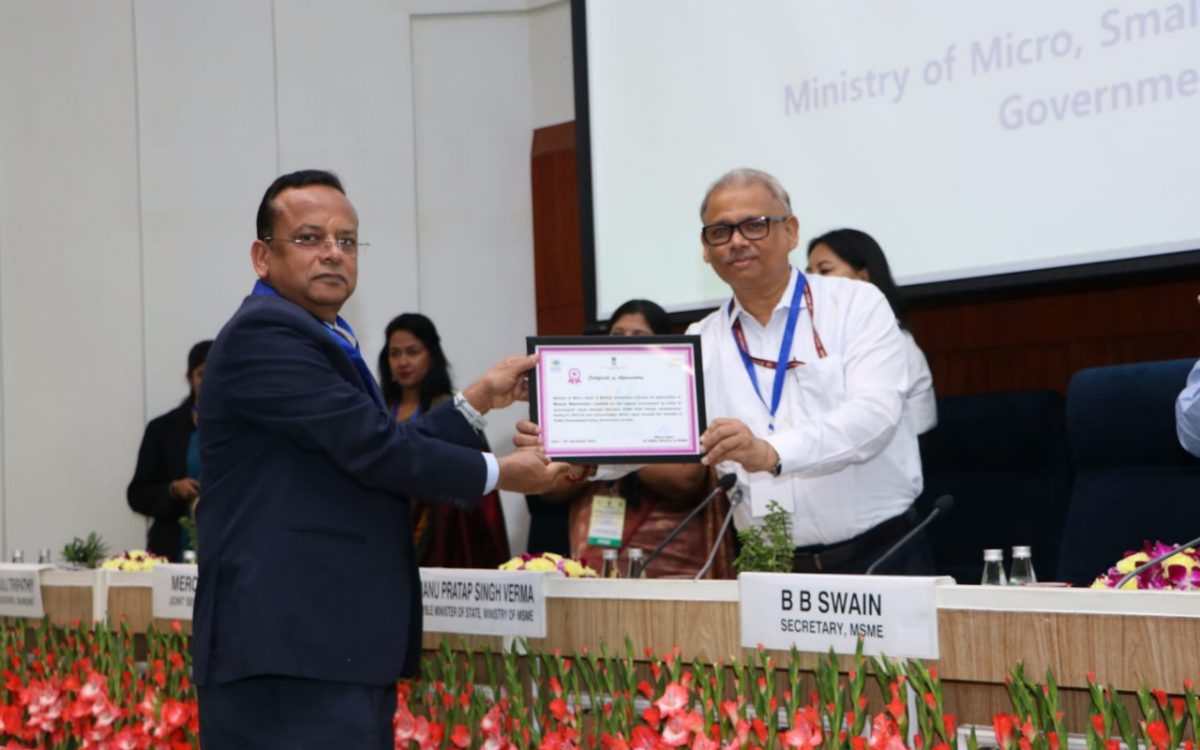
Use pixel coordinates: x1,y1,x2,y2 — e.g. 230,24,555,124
761,440,782,476
454,390,489,430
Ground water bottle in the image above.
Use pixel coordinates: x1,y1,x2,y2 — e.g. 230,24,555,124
182,550,198,564
600,549,621,578
981,548,1007,585
626,548,645,578
1009,545,1037,585
10,549,24,564
38,549,53,565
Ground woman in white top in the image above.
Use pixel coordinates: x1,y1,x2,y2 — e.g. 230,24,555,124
806,228,938,434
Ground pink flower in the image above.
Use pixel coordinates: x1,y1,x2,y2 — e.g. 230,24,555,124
782,706,823,749
655,683,689,717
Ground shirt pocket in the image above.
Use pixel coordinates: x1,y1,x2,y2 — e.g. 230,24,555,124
790,354,845,417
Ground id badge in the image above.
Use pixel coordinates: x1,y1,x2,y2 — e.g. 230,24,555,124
587,495,627,547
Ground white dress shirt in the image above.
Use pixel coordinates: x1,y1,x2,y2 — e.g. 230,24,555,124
901,330,938,435
688,268,922,546
1177,359,1200,458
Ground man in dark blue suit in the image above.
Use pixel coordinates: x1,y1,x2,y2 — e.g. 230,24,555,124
194,169,566,748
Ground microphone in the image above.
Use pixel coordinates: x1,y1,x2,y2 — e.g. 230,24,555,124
694,488,743,580
1115,534,1200,589
864,495,954,575
634,473,737,578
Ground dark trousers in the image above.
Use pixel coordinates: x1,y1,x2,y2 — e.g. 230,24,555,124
198,676,396,750
792,512,936,575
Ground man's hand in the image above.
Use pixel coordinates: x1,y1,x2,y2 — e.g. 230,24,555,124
496,450,571,494
700,418,778,473
513,418,543,451
463,354,538,414
169,478,200,501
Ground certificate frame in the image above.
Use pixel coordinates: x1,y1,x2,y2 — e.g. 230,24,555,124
527,335,706,464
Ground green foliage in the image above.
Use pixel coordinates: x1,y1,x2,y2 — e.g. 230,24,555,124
179,514,198,554
735,499,794,573
60,531,109,568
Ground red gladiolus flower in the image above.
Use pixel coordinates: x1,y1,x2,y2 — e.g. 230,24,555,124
1173,698,1186,721
550,676,563,697
943,715,957,738
1020,719,1035,742
1146,721,1170,750
639,681,655,699
631,725,664,750
1048,731,1060,750
851,737,867,750
869,714,908,750
886,687,905,722
1018,737,1032,750
721,700,739,724
1106,741,1120,750
549,698,570,722
752,718,768,743
781,706,823,749
1153,690,1168,709
993,714,1015,749
643,705,662,728
923,692,937,709
450,723,471,748
692,731,719,750
1091,714,1107,737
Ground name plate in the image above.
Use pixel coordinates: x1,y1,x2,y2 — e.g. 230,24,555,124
0,564,45,617
739,573,939,659
420,568,547,638
151,564,198,621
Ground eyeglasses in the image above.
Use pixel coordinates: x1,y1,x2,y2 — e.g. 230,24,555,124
701,215,790,246
263,234,369,255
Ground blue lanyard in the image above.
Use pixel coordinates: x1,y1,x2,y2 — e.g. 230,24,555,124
731,271,807,427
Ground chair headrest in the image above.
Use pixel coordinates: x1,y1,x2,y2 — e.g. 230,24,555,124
1067,359,1199,469
921,390,1067,472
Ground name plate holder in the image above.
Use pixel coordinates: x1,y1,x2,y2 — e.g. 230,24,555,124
0,564,48,618
739,573,943,658
151,563,198,621
420,568,549,638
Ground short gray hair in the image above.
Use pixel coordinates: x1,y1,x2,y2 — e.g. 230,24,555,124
699,168,792,220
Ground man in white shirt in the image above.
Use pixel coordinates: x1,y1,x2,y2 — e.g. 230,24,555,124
517,168,928,573
692,168,927,573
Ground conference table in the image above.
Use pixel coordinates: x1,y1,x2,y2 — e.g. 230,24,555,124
30,570,1200,731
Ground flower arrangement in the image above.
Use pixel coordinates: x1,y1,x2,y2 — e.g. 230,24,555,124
498,552,597,578
402,637,1200,750
0,621,1197,750
1091,540,1200,590
99,549,168,572
0,619,196,748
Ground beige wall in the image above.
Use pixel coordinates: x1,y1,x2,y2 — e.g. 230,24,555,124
0,0,573,558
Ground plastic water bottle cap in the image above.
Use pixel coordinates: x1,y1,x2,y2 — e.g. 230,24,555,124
983,548,1003,561
1012,545,1032,557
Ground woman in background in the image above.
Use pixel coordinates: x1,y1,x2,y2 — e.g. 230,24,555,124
536,299,733,578
806,228,937,434
127,339,212,561
378,313,510,567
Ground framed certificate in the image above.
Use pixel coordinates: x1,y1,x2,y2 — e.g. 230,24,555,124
527,335,706,463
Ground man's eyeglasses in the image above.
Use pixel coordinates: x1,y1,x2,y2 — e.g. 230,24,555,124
263,234,369,255
701,216,790,246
